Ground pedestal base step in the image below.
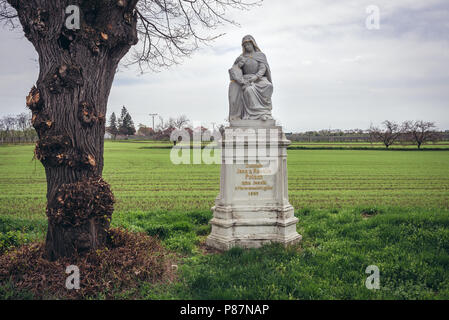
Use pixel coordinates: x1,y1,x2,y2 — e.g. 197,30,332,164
206,214,302,251
206,233,302,251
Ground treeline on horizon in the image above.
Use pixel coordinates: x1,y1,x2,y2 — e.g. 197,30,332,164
1,111,449,149
289,120,449,149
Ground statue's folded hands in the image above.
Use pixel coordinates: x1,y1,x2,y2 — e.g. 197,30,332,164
244,74,259,83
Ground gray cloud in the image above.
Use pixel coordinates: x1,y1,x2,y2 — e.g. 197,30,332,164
1,0,448,132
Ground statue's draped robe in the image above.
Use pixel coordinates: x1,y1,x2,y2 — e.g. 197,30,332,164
228,51,273,120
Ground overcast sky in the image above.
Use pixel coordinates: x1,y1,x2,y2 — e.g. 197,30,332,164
0,0,448,132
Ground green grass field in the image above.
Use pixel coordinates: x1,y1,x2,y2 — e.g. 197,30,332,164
1,141,449,299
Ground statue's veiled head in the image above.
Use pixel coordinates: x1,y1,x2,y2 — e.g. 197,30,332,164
242,35,261,53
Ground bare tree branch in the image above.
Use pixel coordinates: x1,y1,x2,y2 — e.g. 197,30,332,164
1,0,260,71
127,0,261,72
0,0,19,28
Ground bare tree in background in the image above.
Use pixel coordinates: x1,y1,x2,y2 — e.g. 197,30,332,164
403,120,437,149
368,120,403,148
0,113,36,143
2,115,16,132
16,112,30,131
0,0,258,260
172,115,190,129
156,115,167,131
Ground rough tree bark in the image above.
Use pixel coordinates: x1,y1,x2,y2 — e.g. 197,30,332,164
8,0,138,260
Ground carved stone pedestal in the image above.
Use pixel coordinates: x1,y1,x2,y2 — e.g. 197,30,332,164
206,120,302,250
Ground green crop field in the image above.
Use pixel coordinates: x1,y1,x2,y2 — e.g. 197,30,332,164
288,141,449,150
1,141,449,299
1,141,448,217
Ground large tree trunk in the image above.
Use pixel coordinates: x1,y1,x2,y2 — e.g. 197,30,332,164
9,0,138,260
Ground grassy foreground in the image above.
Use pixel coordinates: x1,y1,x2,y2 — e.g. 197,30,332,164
0,141,448,299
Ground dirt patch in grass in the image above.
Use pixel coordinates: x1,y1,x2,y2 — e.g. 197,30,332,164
360,208,383,219
198,240,222,255
0,228,177,299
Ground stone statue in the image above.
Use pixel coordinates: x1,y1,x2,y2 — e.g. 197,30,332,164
228,35,274,121
207,35,301,250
